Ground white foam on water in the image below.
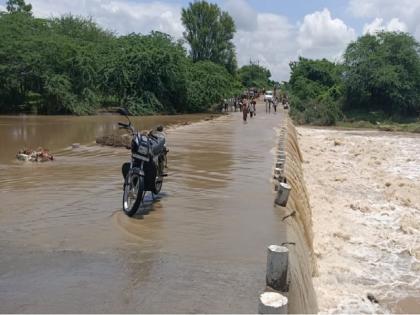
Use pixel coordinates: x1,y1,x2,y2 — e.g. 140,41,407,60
382,135,420,181
298,127,420,314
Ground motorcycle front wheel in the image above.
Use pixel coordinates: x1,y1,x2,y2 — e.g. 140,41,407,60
153,177,163,194
122,173,145,217
152,157,165,194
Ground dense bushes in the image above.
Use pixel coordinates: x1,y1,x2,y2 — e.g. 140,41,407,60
186,61,239,112
0,12,112,114
100,32,190,115
290,95,343,126
0,6,243,115
288,57,344,125
288,32,420,126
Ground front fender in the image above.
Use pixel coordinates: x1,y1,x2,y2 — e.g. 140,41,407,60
124,167,144,185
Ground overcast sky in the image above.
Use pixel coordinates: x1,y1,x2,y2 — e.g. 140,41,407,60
1,0,420,81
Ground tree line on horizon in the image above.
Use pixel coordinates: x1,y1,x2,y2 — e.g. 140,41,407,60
0,0,273,115
286,31,420,125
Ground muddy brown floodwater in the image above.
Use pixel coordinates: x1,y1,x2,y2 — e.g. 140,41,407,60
0,110,288,313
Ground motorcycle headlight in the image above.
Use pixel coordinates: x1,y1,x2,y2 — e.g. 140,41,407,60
138,145,148,155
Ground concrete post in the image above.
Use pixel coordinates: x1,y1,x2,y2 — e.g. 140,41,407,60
275,183,291,207
276,155,283,161
274,167,283,176
276,158,285,166
258,291,288,314
266,245,289,292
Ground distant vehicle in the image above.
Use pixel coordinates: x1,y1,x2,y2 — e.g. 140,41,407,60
264,91,273,102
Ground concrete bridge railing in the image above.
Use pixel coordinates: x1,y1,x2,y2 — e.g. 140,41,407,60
259,110,318,314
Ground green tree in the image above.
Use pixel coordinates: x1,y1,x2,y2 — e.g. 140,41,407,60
6,0,32,15
181,1,237,73
185,61,237,112
238,63,272,89
289,57,341,92
343,31,420,116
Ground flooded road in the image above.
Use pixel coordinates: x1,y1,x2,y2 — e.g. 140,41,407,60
0,111,286,313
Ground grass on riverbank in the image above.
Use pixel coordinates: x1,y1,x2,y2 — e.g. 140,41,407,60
336,110,420,133
336,120,420,133
291,107,420,133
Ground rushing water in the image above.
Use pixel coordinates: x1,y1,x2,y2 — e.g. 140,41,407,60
0,110,303,313
298,127,420,314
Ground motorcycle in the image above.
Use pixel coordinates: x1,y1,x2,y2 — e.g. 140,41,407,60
117,108,168,217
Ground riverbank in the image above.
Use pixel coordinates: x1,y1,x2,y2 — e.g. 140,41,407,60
297,126,420,313
336,120,420,133
292,119,420,134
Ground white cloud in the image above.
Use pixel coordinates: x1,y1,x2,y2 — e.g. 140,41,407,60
29,0,184,37
297,8,356,60
349,0,420,39
224,0,257,31
387,18,408,32
229,7,357,81
349,0,420,19
363,18,385,34
233,12,298,82
363,17,407,35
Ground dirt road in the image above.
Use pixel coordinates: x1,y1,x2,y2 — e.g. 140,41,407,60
298,126,420,313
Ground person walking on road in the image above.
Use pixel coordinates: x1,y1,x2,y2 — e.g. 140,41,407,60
249,99,255,118
268,99,273,113
242,99,249,122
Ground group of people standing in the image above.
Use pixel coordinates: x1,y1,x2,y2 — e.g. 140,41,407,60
221,97,257,122
265,95,288,113
222,92,289,123
222,98,240,112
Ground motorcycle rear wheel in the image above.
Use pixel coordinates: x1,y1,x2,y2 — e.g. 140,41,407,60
122,173,145,217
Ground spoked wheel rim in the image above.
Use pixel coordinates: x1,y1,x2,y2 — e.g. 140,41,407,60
153,159,165,195
123,174,143,214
